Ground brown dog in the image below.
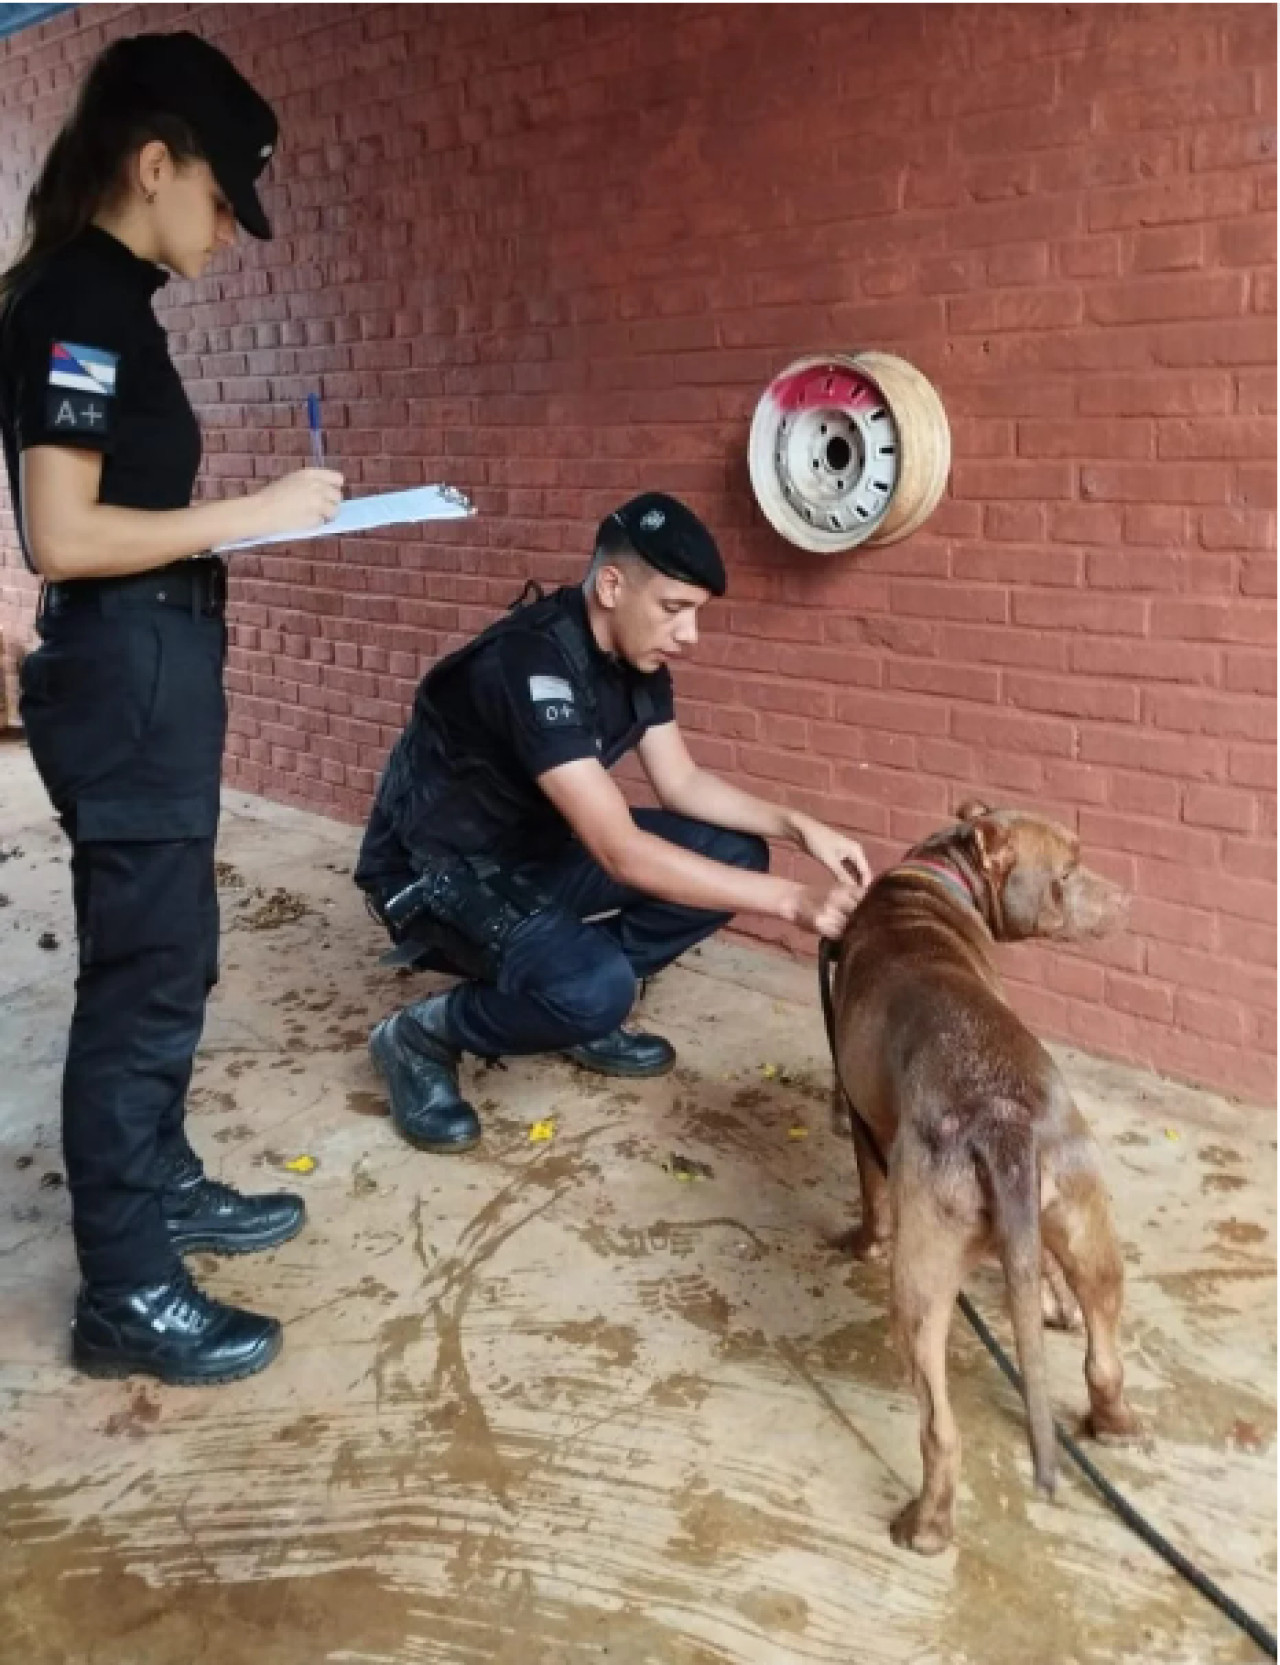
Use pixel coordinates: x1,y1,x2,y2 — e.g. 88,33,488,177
828,801,1141,1554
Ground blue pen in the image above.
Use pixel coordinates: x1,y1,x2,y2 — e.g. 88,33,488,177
306,392,324,467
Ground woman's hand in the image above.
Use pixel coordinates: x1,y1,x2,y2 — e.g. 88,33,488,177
249,467,344,537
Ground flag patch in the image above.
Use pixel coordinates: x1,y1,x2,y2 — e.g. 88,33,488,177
49,341,119,397
528,675,574,703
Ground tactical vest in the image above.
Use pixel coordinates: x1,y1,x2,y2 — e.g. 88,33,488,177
375,584,658,868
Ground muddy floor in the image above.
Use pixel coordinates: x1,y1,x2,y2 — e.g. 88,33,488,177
0,739,1274,1665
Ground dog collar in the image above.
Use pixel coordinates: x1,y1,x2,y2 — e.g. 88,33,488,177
895,855,984,917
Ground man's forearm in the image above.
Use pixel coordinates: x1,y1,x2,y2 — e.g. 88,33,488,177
657,765,797,844
612,824,799,922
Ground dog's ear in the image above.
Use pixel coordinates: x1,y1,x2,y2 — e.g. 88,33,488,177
955,798,992,823
966,814,1015,880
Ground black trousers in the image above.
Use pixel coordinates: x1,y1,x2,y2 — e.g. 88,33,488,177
20,587,225,1291
440,810,769,1057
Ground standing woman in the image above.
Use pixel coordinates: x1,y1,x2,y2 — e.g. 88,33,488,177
0,33,343,1384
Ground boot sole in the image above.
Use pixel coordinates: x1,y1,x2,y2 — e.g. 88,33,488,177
71,1326,283,1387
368,1028,482,1154
167,1212,306,1258
564,1050,677,1079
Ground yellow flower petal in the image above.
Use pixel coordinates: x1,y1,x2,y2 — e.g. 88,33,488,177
528,1119,556,1143
788,1126,809,1141
1164,1128,1181,1142
283,1154,316,1173
761,1062,779,1079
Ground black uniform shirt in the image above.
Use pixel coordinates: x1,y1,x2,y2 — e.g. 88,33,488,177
440,586,674,782
356,587,675,886
0,225,202,572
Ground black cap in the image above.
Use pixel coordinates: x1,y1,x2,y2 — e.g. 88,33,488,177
118,32,279,240
607,493,726,596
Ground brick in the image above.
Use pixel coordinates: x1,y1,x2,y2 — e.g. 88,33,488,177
1191,120,1277,173
1007,672,1140,723
984,503,1047,543
1088,174,1256,232
1085,549,1185,596
951,461,1074,502
1079,372,1233,417
1019,418,1153,460
1182,783,1259,834
1080,462,1231,506
1150,598,1275,644
1214,214,1279,268
1145,685,1276,741
1173,990,1249,1046
1048,503,1125,547
955,545,1081,589
1158,416,1277,460
1132,225,1206,273
1106,971,1176,1026
1012,591,1147,635
1070,637,1217,685
1224,651,1277,696
1056,237,1122,280
951,707,1075,758
887,660,1001,704
1087,271,1250,326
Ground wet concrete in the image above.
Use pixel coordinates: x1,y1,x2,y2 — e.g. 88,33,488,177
0,736,1274,1665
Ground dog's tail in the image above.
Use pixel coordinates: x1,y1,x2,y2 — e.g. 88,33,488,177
973,1113,1058,1498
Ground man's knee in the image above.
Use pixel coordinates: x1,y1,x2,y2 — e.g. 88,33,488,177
540,948,636,1043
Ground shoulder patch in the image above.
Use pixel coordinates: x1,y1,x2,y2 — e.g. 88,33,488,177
529,674,573,703
46,341,118,439
527,672,582,731
50,342,118,396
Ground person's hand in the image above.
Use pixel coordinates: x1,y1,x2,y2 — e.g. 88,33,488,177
250,468,344,537
785,879,862,941
791,812,872,891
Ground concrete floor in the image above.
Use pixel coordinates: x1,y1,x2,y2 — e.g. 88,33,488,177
0,737,1274,1665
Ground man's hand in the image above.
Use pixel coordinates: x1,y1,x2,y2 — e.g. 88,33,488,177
790,812,872,892
785,879,862,941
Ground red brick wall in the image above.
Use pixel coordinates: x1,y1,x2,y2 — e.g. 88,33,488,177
0,4,1274,1101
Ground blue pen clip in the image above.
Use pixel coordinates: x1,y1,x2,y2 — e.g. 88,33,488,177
306,393,324,466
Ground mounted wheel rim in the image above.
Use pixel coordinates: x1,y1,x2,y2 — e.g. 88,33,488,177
748,351,951,553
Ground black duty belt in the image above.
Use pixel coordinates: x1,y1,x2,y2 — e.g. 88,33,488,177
42,558,227,620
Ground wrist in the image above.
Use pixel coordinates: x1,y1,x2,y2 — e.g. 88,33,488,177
782,808,808,846
772,877,806,925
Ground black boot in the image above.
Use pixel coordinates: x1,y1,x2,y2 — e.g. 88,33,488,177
564,1027,677,1078
369,994,481,1153
72,1269,282,1386
162,1151,306,1256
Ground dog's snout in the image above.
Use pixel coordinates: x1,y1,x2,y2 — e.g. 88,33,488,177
1063,868,1128,939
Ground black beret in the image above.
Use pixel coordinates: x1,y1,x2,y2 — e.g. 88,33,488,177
606,492,726,597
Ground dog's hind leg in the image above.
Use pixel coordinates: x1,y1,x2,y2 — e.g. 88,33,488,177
888,1162,971,1554
1040,1147,1141,1444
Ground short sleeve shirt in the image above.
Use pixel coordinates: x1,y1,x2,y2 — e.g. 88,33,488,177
356,586,676,875
443,586,674,782
0,225,201,571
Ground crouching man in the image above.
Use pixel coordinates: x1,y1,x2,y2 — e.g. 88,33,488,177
355,493,869,1152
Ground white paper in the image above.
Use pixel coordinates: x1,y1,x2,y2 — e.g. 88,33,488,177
214,484,474,553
